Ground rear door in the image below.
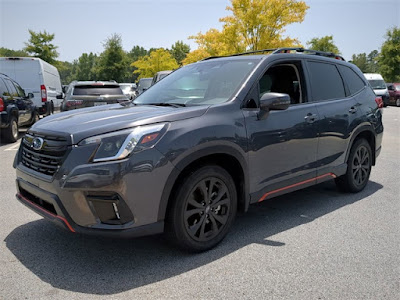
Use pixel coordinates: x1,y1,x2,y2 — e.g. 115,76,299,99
305,60,360,177
3,78,30,124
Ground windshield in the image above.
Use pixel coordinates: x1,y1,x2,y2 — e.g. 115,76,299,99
395,85,400,91
368,79,386,90
134,59,258,106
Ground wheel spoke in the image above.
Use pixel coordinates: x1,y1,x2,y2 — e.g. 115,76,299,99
213,185,227,202
184,208,204,219
212,198,229,208
188,196,203,209
199,181,208,200
198,218,207,239
211,211,228,225
208,214,219,238
188,214,206,236
207,178,216,200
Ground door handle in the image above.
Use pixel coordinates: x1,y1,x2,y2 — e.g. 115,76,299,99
304,113,318,124
349,106,357,114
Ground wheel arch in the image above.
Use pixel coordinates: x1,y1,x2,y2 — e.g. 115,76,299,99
346,125,376,166
157,146,249,222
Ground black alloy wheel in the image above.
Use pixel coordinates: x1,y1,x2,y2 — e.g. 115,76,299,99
335,138,372,192
167,165,237,252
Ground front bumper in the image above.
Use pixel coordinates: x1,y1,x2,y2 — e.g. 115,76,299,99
15,142,175,237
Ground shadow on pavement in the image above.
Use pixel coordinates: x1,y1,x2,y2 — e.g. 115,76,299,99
5,180,383,294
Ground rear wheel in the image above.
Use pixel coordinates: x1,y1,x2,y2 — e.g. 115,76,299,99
2,115,19,143
396,98,400,107
166,165,237,252
335,138,372,192
31,111,40,125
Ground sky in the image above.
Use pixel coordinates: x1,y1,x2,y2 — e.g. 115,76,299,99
0,0,399,62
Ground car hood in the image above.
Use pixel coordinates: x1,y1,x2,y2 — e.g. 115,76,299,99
29,103,209,144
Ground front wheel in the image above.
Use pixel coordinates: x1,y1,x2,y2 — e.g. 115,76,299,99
166,165,237,252
335,138,372,193
396,98,400,107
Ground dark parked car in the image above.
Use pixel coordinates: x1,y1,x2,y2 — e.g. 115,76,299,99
151,70,173,86
137,77,152,94
14,48,383,252
0,73,38,143
60,81,129,111
387,83,400,106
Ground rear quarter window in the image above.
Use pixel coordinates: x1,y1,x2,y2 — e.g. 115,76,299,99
0,78,9,97
338,65,366,96
307,61,345,101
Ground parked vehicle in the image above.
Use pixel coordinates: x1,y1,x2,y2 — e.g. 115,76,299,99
119,83,137,100
60,81,129,111
14,48,383,252
0,73,38,142
386,83,400,107
364,73,390,107
0,57,63,116
151,70,173,86
137,78,152,94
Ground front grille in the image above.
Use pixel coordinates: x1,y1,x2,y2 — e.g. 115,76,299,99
21,133,69,176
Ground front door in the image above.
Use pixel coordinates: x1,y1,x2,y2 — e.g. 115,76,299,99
243,60,320,203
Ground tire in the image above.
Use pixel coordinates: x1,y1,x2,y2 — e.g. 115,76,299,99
31,111,40,125
2,115,19,143
396,98,400,107
335,138,372,193
166,165,237,252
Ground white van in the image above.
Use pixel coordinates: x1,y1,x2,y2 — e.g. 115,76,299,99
364,73,390,107
0,57,63,116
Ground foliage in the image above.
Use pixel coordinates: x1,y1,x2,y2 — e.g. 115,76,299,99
0,47,29,57
186,0,308,63
171,41,190,65
127,46,149,82
378,27,400,82
96,34,127,82
350,50,379,73
132,48,179,79
74,52,98,81
307,36,340,54
24,30,59,64
183,49,210,65
55,60,77,85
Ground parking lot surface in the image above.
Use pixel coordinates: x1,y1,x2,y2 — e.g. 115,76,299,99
0,107,399,299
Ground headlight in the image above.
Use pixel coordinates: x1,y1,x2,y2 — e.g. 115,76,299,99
79,123,167,162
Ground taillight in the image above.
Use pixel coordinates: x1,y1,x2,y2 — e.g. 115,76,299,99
375,96,383,109
66,100,83,107
0,97,4,112
41,85,47,102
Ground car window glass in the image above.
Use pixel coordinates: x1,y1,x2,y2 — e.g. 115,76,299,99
308,61,345,101
4,79,19,98
13,81,26,98
259,64,303,105
338,65,365,95
73,85,124,96
0,78,10,97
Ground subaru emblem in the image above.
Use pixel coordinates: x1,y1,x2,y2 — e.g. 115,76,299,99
32,137,44,151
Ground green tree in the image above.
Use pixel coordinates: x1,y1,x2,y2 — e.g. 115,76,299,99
75,52,98,80
24,30,59,64
367,50,379,73
307,35,340,54
185,0,308,64
350,53,369,72
127,46,149,82
55,60,77,85
171,41,190,65
132,48,179,79
379,27,400,82
96,33,127,82
0,47,29,57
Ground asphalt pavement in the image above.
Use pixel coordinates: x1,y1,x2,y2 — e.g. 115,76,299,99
0,107,399,299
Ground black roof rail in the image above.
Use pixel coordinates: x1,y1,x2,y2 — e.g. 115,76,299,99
202,47,345,61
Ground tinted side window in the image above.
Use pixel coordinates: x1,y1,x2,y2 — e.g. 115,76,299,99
4,79,19,98
338,65,365,95
12,81,26,98
308,61,345,101
0,78,9,97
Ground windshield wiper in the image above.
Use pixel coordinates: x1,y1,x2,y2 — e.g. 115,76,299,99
146,102,186,108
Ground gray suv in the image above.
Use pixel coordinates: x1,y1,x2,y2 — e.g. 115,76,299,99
14,48,383,252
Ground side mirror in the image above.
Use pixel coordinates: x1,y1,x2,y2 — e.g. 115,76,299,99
28,93,34,99
258,93,290,120
260,92,290,111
